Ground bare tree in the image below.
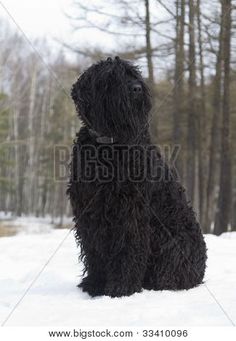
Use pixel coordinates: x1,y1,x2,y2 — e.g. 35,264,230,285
214,0,232,235
173,0,185,178
196,0,208,230
186,0,197,206
205,9,224,232
145,0,154,84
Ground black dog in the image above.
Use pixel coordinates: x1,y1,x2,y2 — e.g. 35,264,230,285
67,57,207,297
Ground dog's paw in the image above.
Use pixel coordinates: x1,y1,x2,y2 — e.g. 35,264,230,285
104,283,142,298
78,276,105,297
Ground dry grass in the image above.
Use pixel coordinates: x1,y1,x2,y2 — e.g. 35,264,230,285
0,222,18,237
55,223,72,230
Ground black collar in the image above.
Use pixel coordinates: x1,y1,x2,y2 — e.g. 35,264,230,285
88,128,116,144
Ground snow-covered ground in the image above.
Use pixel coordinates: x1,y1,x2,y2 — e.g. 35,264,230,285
0,220,236,326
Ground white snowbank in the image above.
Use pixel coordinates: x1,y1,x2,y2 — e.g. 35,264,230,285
0,226,235,326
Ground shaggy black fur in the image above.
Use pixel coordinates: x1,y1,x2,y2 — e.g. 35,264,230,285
67,56,207,297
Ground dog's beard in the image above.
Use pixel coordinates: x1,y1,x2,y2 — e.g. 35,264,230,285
89,89,148,142
108,101,148,142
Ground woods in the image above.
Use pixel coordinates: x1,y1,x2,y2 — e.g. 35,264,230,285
0,31,79,223
0,0,235,234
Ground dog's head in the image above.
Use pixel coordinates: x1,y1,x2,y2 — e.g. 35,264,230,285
71,57,152,139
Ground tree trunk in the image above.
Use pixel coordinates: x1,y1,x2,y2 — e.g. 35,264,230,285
196,0,207,231
214,0,232,235
13,107,22,216
206,12,224,233
186,0,197,207
27,62,37,214
173,0,185,179
145,0,154,85
145,0,158,142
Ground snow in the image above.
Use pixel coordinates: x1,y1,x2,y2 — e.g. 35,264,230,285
0,221,236,326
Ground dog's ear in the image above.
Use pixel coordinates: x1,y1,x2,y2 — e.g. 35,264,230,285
115,56,120,62
71,80,79,104
71,79,85,116
106,57,112,62
71,78,92,125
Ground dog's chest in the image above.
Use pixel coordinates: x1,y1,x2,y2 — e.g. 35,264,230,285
80,144,151,182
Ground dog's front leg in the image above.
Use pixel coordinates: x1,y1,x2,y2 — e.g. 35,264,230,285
104,220,149,297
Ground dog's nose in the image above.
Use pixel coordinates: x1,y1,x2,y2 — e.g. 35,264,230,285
131,83,142,94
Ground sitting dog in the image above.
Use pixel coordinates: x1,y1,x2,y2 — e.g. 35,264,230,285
67,56,207,297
